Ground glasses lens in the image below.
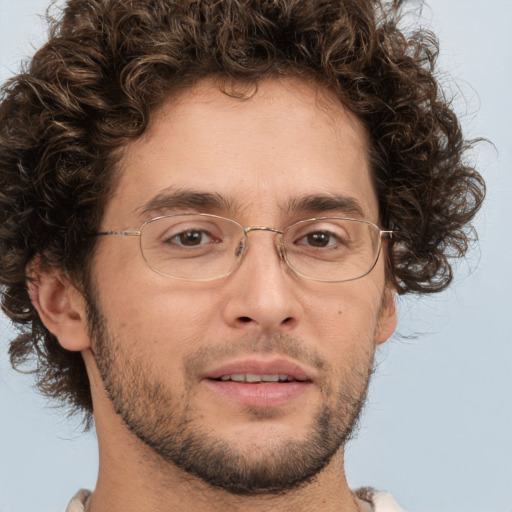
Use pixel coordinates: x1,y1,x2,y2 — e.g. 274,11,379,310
140,214,245,281
283,218,381,282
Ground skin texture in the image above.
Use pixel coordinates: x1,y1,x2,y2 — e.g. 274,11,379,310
30,78,397,512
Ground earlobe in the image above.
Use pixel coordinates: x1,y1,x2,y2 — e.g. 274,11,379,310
28,269,91,351
375,291,397,345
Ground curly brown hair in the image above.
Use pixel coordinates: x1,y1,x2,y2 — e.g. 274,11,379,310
0,0,485,420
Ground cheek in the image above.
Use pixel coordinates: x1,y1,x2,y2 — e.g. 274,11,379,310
115,290,217,345
93,253,222,359
304,281,384,349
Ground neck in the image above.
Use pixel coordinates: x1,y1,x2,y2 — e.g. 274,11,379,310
88,457,362,512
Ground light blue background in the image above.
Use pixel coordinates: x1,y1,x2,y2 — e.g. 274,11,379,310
0,1,511,511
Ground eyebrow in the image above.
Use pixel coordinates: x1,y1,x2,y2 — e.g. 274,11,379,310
135,189,366,220
283,194,366,218
136,188,235,217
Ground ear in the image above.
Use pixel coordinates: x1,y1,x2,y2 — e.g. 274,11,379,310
27,268,91,351
375,289,397,345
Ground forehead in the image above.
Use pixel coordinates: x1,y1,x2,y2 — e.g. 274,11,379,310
106,77,377,226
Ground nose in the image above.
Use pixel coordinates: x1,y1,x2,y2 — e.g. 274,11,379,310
221,231,303,333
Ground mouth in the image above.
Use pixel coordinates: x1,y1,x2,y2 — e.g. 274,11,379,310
202,359,314,407
204,358,313,381
217,374,309,383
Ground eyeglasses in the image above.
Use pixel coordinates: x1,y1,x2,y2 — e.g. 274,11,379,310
95,213,393,282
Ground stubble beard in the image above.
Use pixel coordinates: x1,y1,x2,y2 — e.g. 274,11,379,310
85,292,376,496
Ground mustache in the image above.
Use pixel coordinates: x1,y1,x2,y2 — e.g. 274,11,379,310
184,332,328,377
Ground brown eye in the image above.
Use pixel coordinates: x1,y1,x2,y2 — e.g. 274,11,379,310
170,229,213,246
296,231,341,248
304,231,334,247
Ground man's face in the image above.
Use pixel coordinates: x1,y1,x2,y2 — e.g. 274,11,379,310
86,78,396,494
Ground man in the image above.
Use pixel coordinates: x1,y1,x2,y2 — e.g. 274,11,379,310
0,0,485,511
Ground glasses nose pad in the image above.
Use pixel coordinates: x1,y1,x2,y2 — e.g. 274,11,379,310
234,238,246,259
275,235,286,262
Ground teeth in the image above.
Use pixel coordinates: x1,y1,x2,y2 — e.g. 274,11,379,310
246,373,262,382
219,374,297,382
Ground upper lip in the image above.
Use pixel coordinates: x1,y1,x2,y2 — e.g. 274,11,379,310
203,358,314,382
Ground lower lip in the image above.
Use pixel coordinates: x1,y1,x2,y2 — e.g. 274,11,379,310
204,380,310,407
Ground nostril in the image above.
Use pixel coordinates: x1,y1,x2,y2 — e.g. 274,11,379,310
238,316,293,324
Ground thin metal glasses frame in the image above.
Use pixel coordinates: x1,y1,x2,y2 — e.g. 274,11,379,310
95,213,394,283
